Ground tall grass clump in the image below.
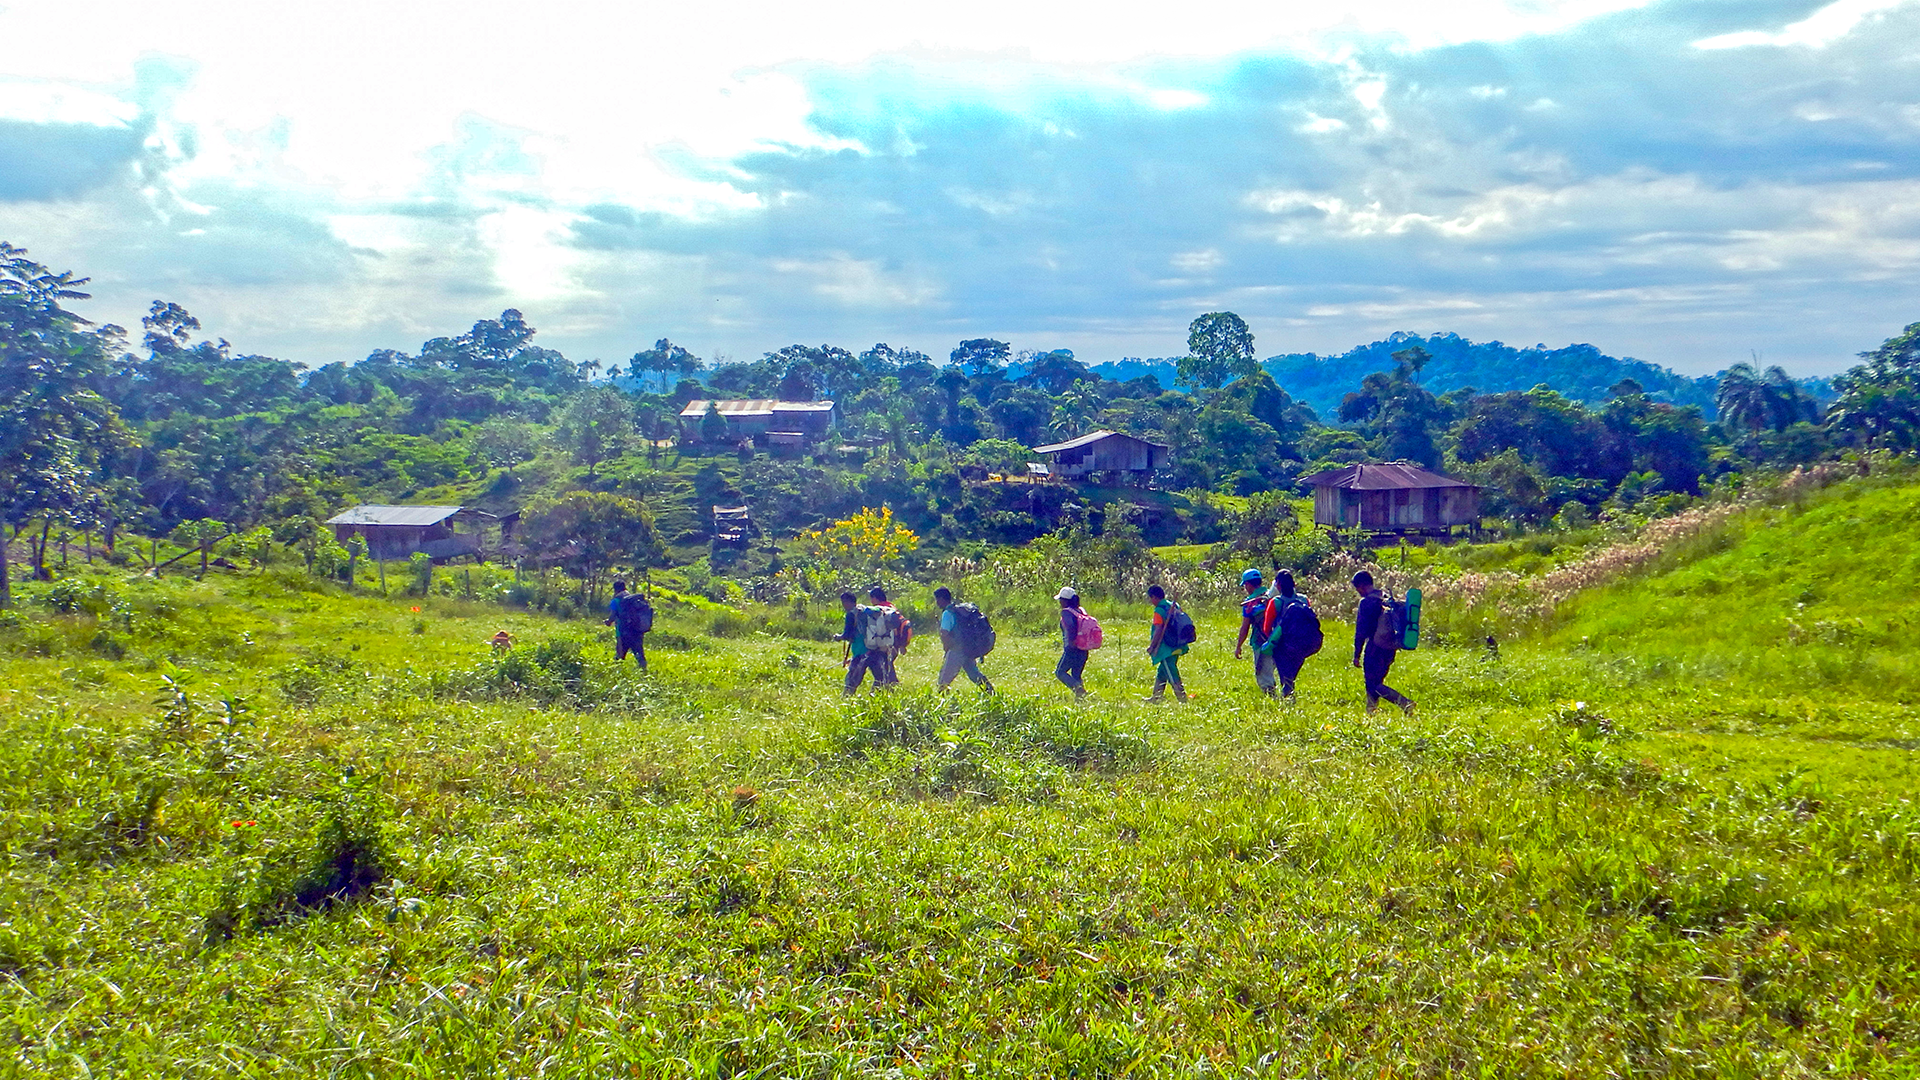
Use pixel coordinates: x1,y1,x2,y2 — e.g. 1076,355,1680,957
821,693,1158,802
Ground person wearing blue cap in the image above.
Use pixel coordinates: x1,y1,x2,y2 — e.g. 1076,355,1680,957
1233,567,1280,697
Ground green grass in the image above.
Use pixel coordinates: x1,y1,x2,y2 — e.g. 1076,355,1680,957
2,477,1919,1076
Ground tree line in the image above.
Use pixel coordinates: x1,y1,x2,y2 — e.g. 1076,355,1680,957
4,239,1916,605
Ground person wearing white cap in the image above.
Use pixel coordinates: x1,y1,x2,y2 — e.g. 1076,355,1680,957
1054,586,1095,698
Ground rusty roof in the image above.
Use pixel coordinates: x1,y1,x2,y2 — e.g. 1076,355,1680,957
1297,462,1478,490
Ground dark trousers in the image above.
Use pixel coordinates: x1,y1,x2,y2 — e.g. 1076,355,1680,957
1275,651,1306,698
1362,644,1411,711
1056,647,1088,695
615,633,647,670
845,652,884,694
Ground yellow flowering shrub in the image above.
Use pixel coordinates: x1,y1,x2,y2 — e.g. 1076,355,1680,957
797,507,920,570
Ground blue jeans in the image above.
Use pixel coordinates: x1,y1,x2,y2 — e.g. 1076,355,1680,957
940,649,993,691
1056,647,1088,695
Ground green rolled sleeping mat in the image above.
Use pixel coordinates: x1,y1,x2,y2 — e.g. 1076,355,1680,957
1403,587,1422,651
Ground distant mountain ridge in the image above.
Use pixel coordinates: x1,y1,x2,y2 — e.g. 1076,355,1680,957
1091,332,1834,421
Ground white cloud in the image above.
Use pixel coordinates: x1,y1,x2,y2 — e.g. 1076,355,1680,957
1692,0,1915,49
0,78,139,126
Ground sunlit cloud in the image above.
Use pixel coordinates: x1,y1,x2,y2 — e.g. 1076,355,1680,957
0,0,1916,377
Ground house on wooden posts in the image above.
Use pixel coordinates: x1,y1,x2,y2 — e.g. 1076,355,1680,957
1031,430,1169,483
326,505,500,562
1298,462,1482,538
678,399,837,446
711,505,756,546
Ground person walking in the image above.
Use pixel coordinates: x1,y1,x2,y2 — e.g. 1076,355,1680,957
1261,570,1319,700
835,590,884,695
1054,586,1093,698
933,586,994,693
1233,568,1280,697
867,585,904,687
605,579,653,670
1351,570,1414,715
1145,584,1188,702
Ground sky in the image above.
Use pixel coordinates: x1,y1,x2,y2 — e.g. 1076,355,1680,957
1,0,1916,377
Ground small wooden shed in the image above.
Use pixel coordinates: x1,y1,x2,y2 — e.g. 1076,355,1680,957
1298,462,1481,536
1032,430,1169,482
712,505,756,546
326,505,496,562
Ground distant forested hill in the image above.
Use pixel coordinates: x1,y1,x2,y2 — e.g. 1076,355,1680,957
1093,332,1835,421
1264,332,1720,418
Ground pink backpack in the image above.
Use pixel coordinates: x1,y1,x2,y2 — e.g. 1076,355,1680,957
1071,609,1104,650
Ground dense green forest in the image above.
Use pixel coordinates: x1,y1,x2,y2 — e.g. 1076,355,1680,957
2,239,1915,604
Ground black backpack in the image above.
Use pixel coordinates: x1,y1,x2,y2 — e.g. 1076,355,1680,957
948,602,996,659
1276,597,1323,658
1369,593,1407,651
1165,604,1198,647
614,594,654,636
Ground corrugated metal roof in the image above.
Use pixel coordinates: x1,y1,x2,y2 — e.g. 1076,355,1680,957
1032,429,1169,454
326,505,464,527
1297,463,1478,490
681,399,775,417
679,399,835,417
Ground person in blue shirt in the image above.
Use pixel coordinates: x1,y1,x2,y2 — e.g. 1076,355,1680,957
1232,568,1279,697
934,586,993,693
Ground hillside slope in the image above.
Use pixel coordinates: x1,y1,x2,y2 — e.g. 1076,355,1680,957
1551,474,1920,699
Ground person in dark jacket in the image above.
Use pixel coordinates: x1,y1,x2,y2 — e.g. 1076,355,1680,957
1351,570,1413,715
1265,570,1310,700
605,579,650,670
1055,586,1089,698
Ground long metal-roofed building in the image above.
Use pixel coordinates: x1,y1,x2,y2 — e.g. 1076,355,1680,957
325,505,498,562
1031,430,1169,482
1298,462,1482,537
678,399,837,445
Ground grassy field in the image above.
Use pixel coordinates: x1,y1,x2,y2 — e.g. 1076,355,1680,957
2,474,1917,1076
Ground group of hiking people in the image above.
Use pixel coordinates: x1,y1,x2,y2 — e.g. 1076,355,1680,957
814,567,1417,713
603,568,1415,712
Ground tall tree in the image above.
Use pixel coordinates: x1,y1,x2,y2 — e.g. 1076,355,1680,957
1828,321,1920,450
950,338,1011,377
551,385,633,479
0,243,128,604
628,338,701,393
1177,312,1257,392
520,491,661,601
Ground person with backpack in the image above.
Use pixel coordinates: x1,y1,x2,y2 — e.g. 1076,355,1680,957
1054,586,1101,699
1259,570,1321,699
933,586,994,693
867,586,907,687
835,590,886,695
1145,584,1190,703
1351,570,1414,716
1233,568,1281,697
605,579,654,671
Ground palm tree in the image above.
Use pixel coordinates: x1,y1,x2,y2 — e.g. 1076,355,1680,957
1715,362,1772,435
